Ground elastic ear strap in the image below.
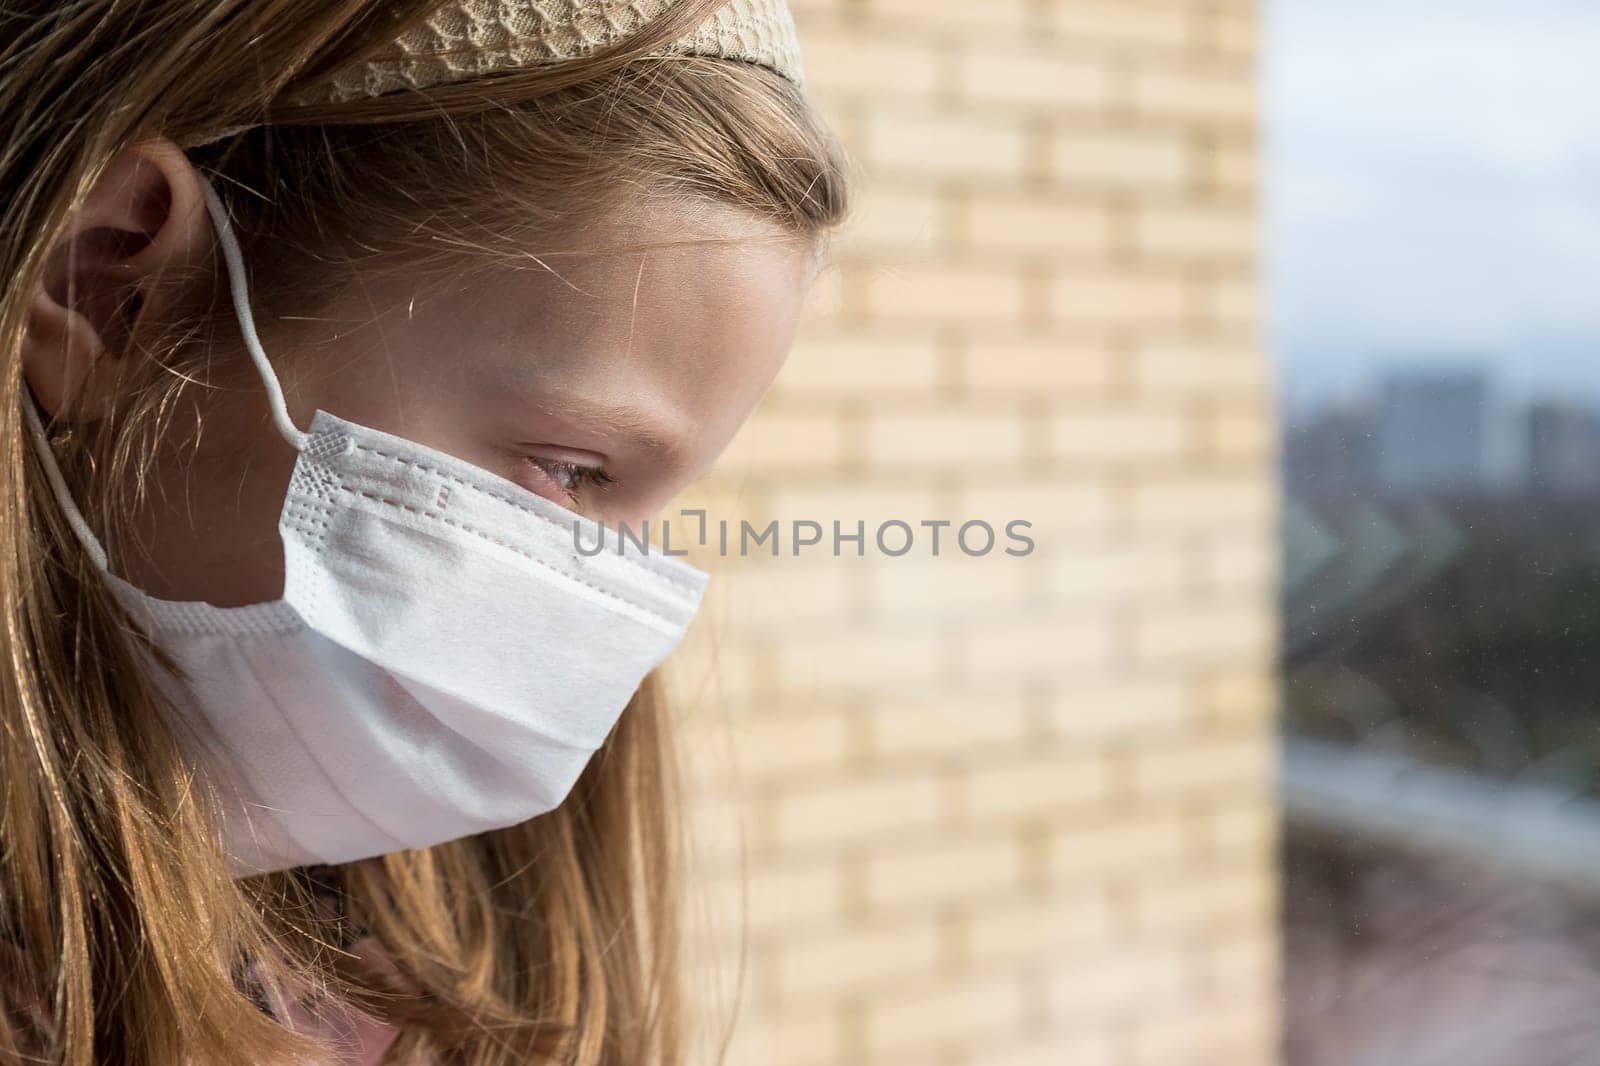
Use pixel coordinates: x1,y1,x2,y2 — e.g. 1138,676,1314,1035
21,396,110,572
197,175,309,451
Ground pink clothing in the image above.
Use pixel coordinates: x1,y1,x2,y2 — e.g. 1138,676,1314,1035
1,935,406,1064
269,937,404,1065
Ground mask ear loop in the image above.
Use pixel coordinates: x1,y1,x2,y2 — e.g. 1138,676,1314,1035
21,172,308,574
197,174,310,452
21,397,110,572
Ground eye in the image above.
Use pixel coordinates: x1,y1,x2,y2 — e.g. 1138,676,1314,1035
526,457,616,507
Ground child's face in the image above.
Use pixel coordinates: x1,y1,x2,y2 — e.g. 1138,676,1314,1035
121,198,816,607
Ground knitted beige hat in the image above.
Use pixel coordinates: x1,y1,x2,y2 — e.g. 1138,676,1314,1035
299,0,804,106
183,0,801,146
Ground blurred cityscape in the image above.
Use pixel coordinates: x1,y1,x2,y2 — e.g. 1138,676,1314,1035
1268,0,1600,1058
1286,365,1600,499
1281,362,1600,1064
1281,362,1600,791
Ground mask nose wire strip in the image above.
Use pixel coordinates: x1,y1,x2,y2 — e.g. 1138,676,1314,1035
197,175,311,452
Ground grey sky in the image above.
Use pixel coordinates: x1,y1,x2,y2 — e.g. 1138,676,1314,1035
1268,0,1600,409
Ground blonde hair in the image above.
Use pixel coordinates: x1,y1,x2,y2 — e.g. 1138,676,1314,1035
0,1,848,1063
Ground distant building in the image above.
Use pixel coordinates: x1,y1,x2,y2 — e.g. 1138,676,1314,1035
1528,401,1600,495
1375,367,1489,493
1284,403,1378,496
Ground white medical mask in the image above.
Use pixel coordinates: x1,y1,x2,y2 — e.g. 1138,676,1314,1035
24,176,710,875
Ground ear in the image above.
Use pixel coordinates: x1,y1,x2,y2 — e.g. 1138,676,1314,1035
22,139,211,422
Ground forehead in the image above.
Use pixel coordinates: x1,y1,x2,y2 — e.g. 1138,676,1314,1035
502,200,808,372
423,197,815,458
550,195,813,313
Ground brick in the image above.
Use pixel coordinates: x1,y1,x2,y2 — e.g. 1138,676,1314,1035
1045,540,1190,605
960,616,1117,683
964,892,1116,968
720,410,849,475
802,261,851,325
1135,203,1259,261
1131,599,1277,665
677,4,1276,1061
770,626,950,692
1052,406,1196,465
774,326,947,400
1131,65,1257,125
959,480,1116,541
667,473,762,514
767,483,948,534
965,195,1114,258
963,750,1112,824
1049,810,1192,879
1206,927,1280,990
1046,677,1195,741
867,554,1035,615
1202,405,1277,462
863,834,1023,911
1199,273,1264,332
667,478,774,538
1133,863,1276,935
786,0,849,18
859,0,1037,37
700,861,848,943
834,186,951,260
694,517,869,563
863,408,1031,469
1129,1000,1279,1066
956,48,1110,110
1208,8,1261,59
1132,338,1268,396
1199,668,1279,727
802,30,945,98
688,788,766,867
863,110,1030,182
867,696,1034,762
1051,270,1190,330
1203,797,1279,859
1129,472,1276,530
961,334,1117,395
733,561,860,627
721,1006,848,1066
665,635,768,709
1210,138,1259,196
863,975,1029,1056
775,917,944,999
1049,127,1193,191
680,722,742,801
1130,731,1277,802
770,769,944,850
1048,3,1192,51
861,262,1030,325
1197,528,1279,595
1050,942,1197,1021
982,1035,1118,1066
727,707,858,781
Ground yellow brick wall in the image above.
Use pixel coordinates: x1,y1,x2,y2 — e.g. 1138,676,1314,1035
668,1,1278,1064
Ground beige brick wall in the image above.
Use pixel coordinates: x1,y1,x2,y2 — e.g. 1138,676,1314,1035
668,1,1278,1063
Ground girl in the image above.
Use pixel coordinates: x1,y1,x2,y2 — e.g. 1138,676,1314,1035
0,0,849,1062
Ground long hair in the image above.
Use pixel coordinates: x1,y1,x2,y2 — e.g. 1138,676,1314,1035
0,2,849,1063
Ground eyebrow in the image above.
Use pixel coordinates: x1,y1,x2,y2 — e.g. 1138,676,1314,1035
530,394,695,473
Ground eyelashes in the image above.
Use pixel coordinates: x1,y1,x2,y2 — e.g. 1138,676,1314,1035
528,457,617,506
